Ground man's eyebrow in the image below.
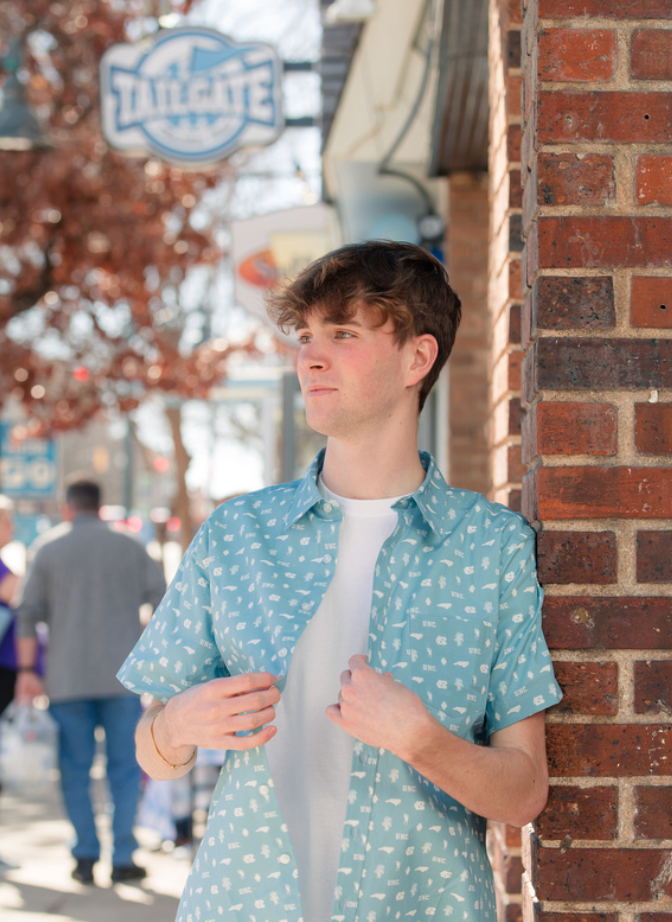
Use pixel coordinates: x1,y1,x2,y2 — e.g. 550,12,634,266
296,315,363,331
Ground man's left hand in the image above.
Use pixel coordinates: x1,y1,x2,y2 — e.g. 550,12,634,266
326,654,429,758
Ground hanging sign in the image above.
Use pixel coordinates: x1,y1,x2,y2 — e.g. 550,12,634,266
0,423,58,499
100,27,284,167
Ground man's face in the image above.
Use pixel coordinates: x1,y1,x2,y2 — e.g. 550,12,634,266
295,302,419,441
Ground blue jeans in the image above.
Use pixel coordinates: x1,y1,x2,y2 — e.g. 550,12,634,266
49,696,142,866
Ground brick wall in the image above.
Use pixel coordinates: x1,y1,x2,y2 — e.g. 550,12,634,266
518,1,672,920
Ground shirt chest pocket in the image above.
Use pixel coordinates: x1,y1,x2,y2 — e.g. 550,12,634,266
393,608,496,741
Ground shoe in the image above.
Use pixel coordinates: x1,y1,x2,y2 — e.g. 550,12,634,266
111,862,147,883
72,858,96,883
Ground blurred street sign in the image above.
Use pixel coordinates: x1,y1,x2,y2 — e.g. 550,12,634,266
100,27,284,167
0,424,58,498
231,203,340,337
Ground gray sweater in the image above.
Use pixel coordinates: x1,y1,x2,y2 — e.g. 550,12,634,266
17,514,166,702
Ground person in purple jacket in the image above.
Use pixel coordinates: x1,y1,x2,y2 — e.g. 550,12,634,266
0,495,20,717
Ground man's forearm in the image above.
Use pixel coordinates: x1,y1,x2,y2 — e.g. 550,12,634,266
16,636,38,670
327,656,549,827
400,710,549,827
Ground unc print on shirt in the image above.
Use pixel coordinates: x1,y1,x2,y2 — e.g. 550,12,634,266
118,450,561,922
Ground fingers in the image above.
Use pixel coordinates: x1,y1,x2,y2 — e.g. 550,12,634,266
339,668,352,686
210,672,280,697
164,673,281,751
229,722,277,750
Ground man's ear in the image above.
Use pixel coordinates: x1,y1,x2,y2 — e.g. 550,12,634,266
406,334,439,387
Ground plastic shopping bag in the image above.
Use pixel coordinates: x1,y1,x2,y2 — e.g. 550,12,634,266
0,700,59,794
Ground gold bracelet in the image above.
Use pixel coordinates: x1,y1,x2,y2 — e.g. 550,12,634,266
149,711,196,770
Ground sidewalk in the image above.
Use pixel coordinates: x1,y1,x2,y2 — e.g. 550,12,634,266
0,767,193,922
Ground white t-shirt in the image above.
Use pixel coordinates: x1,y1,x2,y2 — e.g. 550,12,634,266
265,481,401,922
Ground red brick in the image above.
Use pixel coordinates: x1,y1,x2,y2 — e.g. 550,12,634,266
509,350,522,390
546,724,672,778
551,661,619,716
510,169,523,208
631,29,672,80
510,213,523,253
538,29,617,82
534,846,672,901
524,277,615,341
537,91,672,145
537,530,617,584
509,258,522,300
507,0,523,26
635,403,672,454
522,401,617,460
537,784,618,839
636,916,672,922
507,29,522,70
491,820,523,850
510,304,522,344
510,398,524,436
523,339,672,399
535,914,618,922
634,661,672,715
637,530,672,582
507,444,525,482
541,596,672,651
536,153,615,206
631,276,672,329
508,75,523,118
634,786,672,839
508,123,522,162
505,905,522,922
636,155,672,206
508,488,522,512
502,852,523,892
527,466,672,520
535,216,672,269
537,0,672,16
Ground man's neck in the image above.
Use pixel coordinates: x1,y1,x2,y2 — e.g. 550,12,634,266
320,435,426,500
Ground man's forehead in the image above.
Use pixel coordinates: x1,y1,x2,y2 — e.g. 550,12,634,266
298,300,381,329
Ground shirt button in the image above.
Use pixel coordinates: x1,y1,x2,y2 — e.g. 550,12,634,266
278,853,291,865
324,554,333,563
323,502,333,512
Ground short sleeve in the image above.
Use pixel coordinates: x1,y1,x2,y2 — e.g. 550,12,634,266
117,523,229,703
485,516,562,735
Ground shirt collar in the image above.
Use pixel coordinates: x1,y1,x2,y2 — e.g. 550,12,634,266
402,451,478,539
284,449,477,538
284,449,334,527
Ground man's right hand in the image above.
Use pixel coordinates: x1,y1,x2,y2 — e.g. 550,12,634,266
14,670,45,703
140,672,281,777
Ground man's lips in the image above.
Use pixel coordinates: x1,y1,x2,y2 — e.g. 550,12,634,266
305,384,337,397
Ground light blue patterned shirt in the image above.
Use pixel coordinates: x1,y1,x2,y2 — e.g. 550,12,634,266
118,451,561,922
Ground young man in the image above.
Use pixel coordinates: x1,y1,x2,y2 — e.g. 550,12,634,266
118,241,561,922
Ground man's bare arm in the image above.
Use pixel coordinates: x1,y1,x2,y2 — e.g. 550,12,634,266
326,654,549,827
136,673,281,781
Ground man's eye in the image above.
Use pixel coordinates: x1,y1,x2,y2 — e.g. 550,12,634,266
297,334,311,344
335,330,353,339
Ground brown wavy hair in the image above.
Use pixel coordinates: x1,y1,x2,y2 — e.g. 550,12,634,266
266,240,462,412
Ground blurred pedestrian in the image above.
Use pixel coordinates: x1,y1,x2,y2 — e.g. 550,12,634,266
0,495,20,717
15,475,166,885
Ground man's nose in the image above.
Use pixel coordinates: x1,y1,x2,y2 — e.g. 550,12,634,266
299,340,328,369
